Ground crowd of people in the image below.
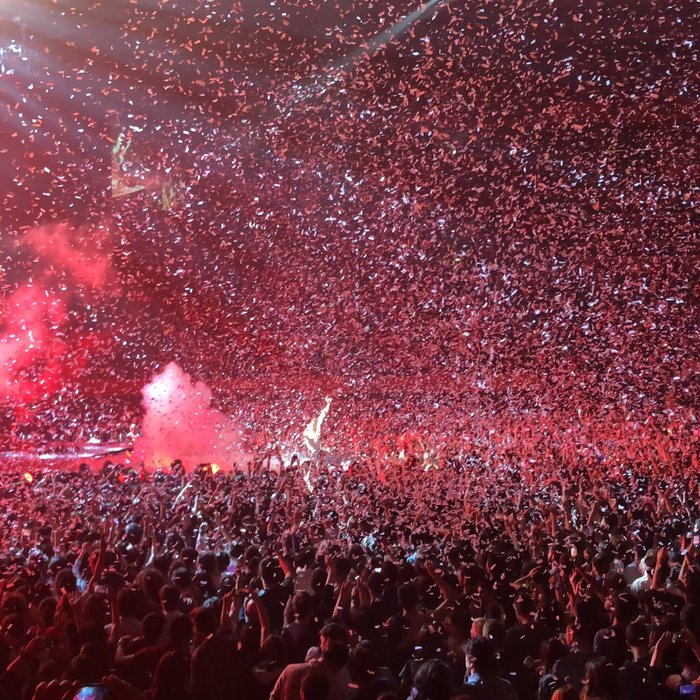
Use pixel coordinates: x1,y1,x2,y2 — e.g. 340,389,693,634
0,453,699,700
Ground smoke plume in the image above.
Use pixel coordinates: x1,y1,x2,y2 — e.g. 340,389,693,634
133,362,248,472
0,222,113,405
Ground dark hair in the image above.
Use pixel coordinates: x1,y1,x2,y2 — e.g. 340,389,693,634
540,637,567,671
160,584,181,611
413,659,453,700
215,552,230,572
260,556,282,586
143,612,166,643
258,634,288,669
513,594,535,618
171,567,192,589
582,659,619,699
323,640,349,670
414,626,444,661
448,608,471,635
191,606,217,637
55,569,77,595
334,557,352,580
398,582,419,611
292,591,314,621
625,617,649,647
320,622,348,644
612,593,639,624
152,651,191,700
311,567,328,593
116,586,140,618
141,568,166,602
169,614,193,645
198,552,216,574
367,571,384,595
348,640,376,683
464,636,497,677
301,672,330,700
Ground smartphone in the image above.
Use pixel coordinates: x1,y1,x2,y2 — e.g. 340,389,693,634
693,534,700,548
678,684,696,696
74,685,110,700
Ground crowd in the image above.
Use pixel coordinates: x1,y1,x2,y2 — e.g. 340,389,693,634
0,452,699,700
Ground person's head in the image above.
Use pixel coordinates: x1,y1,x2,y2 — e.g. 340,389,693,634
54,569,77,596
565,621,593,651
581,659,619,699
412,659,453,700
445,608,471,642
334,557,352,581
152,650,191,700
116,586,140,619
642,552,656,576
171,567,192,591
367,571,384,597
321,639,348,672
191,606,217,645
291,591,314,623
348,640,376,684
398,582,419,613
611,592,638,626
198,552,216,575
470,617,486,639
540,637,568,672
2,592,28,619
142,612,166,645
319,622,348,654
160,584,181,612
300,672,330,700
141,568,166,602
260,557,282,588
1,613,26,649
625,617,649,658
215,551,230,574
37,597,57,629
72,649,105,685
258,634,287,669
513,594,535,623
311,567,329,594
464,636,497,678
481,618,505,650
169,614,193,650
413,625,444,661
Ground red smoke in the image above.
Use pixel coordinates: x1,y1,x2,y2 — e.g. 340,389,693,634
132,362,249,472
0,221,112,409
0,286,67,403
21,222,111,289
